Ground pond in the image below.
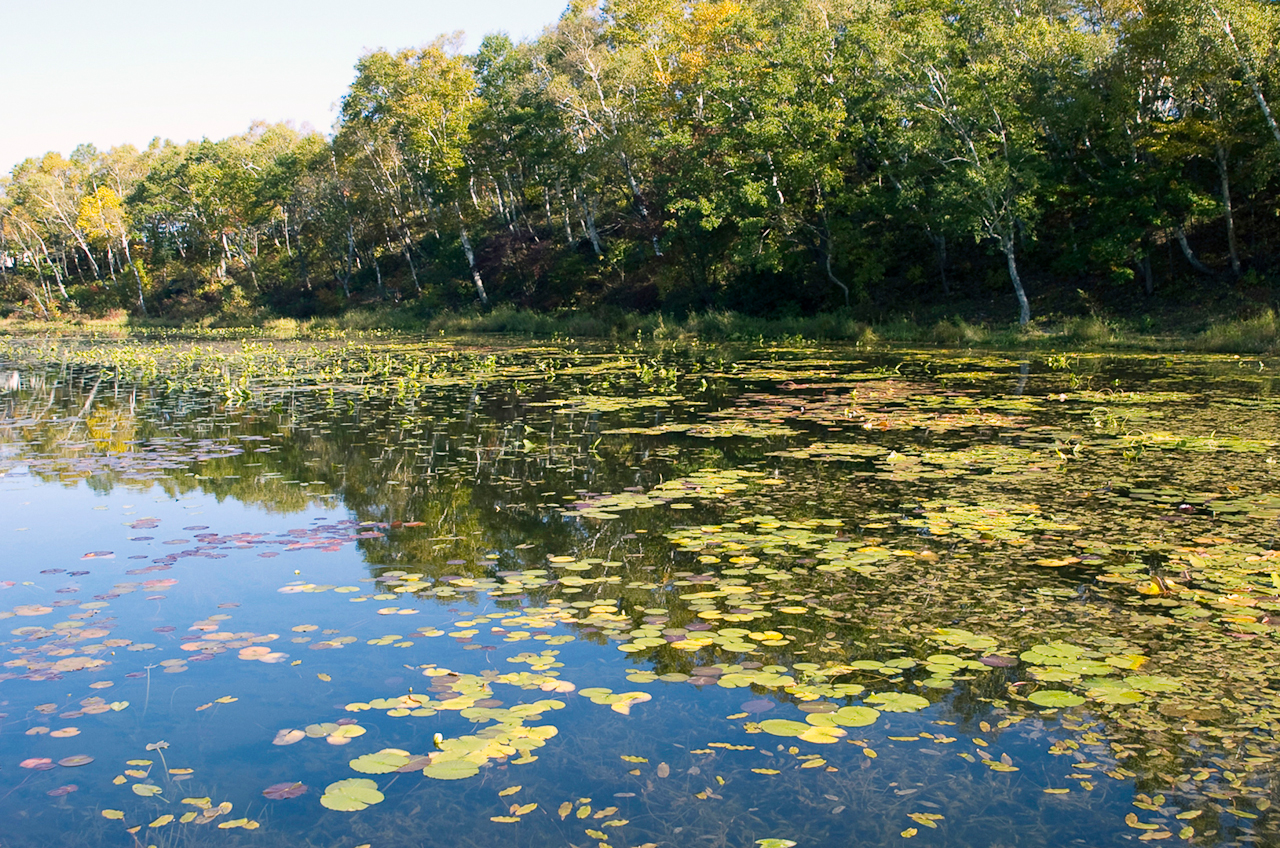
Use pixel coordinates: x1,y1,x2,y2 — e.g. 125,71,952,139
0,336,1277,848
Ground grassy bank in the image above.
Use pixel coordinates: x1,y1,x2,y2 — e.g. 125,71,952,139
2,304,1279,354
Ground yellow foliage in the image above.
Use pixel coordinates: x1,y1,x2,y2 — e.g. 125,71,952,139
76,186,127,243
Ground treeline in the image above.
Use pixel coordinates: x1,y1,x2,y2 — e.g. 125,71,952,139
2,0,1279,326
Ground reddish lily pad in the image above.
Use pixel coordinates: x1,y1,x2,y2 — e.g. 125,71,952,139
262,781,308,800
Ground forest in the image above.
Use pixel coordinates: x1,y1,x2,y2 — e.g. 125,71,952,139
1,0,1278,328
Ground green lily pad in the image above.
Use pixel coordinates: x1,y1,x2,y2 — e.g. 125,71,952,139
1123,675,1180,693
422,758,482,780
349,748,412,774
319,778,384,811
831,705,881,727
1027,690,1086,708
1092,688,1146,705
865,692,929,713
758,719,811,737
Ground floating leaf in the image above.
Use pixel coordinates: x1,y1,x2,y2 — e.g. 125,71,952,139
831,706,880,727
1123,675,1180,693
864,693,929,713
1027,690,1086,708
132,784,162,797
262,782,307,800
349,749,411,775
759,719,810,737
57,755,93,767
319,778,384,812
422,759,481,781
272,728,305,746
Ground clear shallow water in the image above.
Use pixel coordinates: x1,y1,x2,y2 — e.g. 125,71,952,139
0,338,1278,848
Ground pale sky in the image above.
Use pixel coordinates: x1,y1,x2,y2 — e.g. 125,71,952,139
0,0,570,174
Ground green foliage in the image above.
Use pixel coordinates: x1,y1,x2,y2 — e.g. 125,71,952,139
2,0,1278,325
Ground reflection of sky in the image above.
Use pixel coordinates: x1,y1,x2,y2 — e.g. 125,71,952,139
4,347,1278,846
0,475,1140,848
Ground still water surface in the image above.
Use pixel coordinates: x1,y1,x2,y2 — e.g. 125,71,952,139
0,337,1277,848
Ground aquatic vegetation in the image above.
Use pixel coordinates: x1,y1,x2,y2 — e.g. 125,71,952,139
1,339,1279,847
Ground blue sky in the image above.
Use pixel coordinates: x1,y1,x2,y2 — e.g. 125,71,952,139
0,0,569,173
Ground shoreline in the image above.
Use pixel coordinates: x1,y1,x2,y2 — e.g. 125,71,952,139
2,305,1278,355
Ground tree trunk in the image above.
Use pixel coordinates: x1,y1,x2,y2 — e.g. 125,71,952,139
298,239,310,291
1216,141,1242,277
398,231,421,294
930,229,949,296
456,203,488,306
490,172,513,232
619,150,650,220
47,192,100,280
1002,233,1031,326
556,180,574,246
1175,226,1214,275
577,189,603,257
232,233,259,290
341,224,354,299
820,216,849,307
121,235,146,315
1139,253,1154,296
543,185,556,234
1211,5,1280,152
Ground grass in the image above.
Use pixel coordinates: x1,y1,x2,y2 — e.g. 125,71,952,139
3,303,1279,354
1194,309,1280,353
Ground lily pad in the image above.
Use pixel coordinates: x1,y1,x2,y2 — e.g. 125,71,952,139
758,719,811,737
349,748,412,774
1027,690,1086,708
319,778,383,811
865,692,929,713
19,758,54,770
831,705,881,727
272,728,305,746
262,782,308,800
422,758,482,780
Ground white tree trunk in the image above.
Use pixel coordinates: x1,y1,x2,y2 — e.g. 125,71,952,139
456,204,488,305
1002,233,1031,327
1216,142,1242,276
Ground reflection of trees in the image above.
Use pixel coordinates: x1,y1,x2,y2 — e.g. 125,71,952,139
5,350,1280,842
